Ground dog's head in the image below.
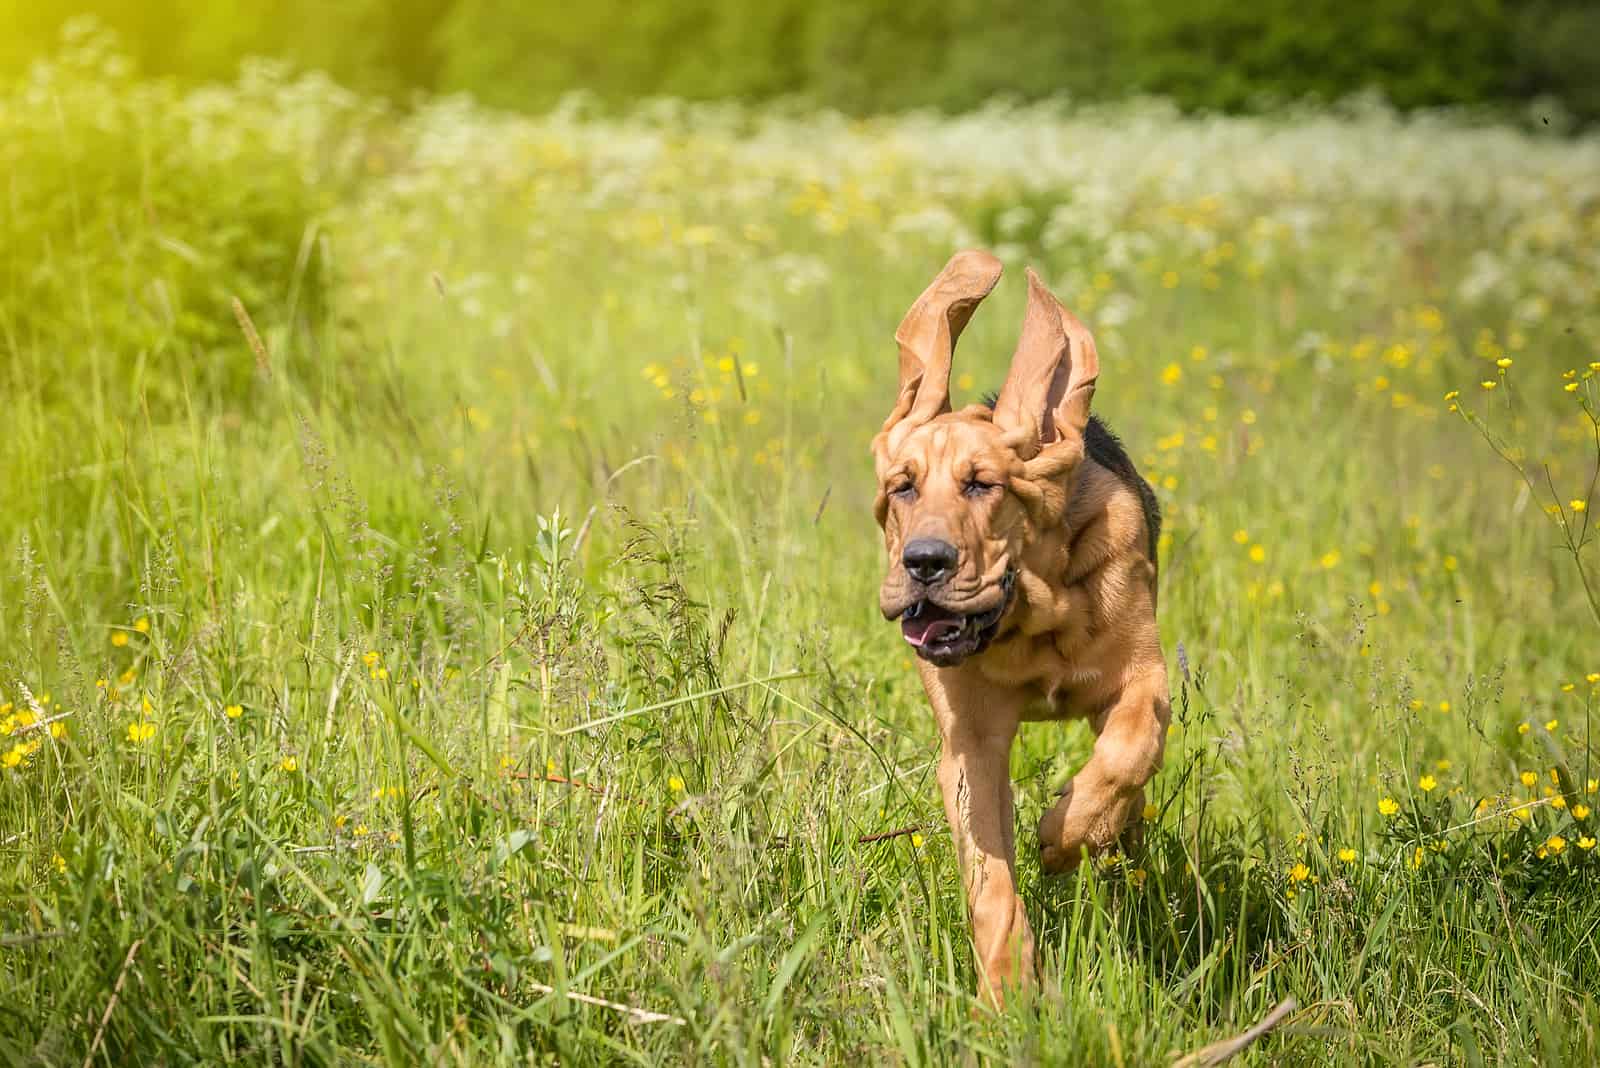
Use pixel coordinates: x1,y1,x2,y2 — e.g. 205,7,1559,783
872,251,1099,667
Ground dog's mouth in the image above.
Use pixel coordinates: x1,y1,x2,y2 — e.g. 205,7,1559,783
897,569,1016,666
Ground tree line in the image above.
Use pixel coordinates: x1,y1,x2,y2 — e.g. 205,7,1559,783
3,0,1593,120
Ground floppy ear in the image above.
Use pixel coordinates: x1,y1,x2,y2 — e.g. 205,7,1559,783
880,250,1003,453
991,268,1098,462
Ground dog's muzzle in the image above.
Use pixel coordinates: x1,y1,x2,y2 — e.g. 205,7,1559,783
898,568,1016,667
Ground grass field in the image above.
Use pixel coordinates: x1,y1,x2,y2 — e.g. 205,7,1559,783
5,37,1600,1065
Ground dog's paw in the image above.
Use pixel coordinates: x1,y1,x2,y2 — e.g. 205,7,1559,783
1037,779,1143,873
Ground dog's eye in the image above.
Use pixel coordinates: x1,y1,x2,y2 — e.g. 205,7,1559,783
890,480,916,501
963,479,999,498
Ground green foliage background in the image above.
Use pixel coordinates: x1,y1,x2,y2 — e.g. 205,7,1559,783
1,0,1596,119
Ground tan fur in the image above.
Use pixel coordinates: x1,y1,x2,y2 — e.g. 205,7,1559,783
871,251,1170,1007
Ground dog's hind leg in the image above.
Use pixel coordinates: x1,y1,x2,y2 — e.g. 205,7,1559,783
1037,668,1169,872
926,672,1037,1006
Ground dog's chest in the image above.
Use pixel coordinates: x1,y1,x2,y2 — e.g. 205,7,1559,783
976,632,1100,721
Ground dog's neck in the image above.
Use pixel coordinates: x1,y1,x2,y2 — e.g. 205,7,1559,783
988,456,1114,650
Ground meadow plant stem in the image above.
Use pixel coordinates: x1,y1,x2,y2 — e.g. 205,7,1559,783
1458,407,1600,631
83,938,143,1068
544,672,807,735
1172,996,1297,1067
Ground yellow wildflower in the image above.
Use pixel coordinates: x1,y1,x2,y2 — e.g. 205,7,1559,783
134,617,150,634
126,721,156,744
224,704,243,719
1232,529,1250,545
1521,771,1538,788
279,756,298,773
1249,544,1266,563
1517,722,1530,734
1419,774,1438,792
1579,837,1596,851
111,632,129,648
911,833,925,848
1547,835,1567,854
1572,500,1588,513
668,775,685,793
1288,862,1310,883
1575,805,1592,820
1480,380,1497,391
1337,848,1357,863
1546,719,1559,731
1378,797,1400,816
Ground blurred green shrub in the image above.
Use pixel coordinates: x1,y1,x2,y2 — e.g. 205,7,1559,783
0,1,1592,121
0,24,376,410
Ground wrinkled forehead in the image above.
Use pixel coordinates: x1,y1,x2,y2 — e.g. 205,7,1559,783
885,413,1009,473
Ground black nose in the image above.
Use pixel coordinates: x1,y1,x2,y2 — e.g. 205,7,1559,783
902,537,959,585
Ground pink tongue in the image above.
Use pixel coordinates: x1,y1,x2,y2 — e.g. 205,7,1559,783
902,606,963,647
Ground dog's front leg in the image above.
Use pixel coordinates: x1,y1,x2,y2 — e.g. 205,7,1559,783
927,671,1036,1006
1038,667,1170,872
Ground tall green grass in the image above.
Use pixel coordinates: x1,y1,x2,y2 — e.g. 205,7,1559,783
3,40,1599,1064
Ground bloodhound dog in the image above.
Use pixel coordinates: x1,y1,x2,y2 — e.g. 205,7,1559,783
872,250,1170,1006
